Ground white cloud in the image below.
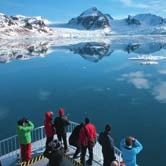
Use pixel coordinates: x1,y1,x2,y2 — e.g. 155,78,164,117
158,69,166,75
119,0,166,15
0,1,24,8
120,71,150,89
120,0,132,6
38,89,51,101
93,87,111,92
0,106,9,120
153,82,166,103
119,0,149,9
147,0,166,15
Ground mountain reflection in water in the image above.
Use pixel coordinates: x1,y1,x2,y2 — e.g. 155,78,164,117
0,36,166,63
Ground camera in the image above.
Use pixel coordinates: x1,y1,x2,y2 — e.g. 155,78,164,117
22,118,29,124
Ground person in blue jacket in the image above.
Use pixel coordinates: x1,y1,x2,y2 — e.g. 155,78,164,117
120,136,143,166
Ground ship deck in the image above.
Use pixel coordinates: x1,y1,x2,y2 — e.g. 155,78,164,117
1,135,105,166
0,122,122,166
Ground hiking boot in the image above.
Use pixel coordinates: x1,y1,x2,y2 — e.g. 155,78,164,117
86,159,92,165
73,155,78,159
64,148,69,153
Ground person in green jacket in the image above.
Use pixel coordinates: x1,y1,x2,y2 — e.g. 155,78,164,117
17,118,34,161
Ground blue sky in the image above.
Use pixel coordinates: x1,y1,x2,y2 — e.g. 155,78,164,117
0,0,165,22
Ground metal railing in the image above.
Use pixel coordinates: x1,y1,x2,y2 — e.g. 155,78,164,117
0,121,122,164
0,125,46,160
0,135,19,158
0,122,77,159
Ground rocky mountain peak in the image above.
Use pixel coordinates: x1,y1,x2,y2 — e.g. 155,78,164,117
133,13,164,26
68,7,112,30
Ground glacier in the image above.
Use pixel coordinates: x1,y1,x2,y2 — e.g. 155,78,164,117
0,9,166,64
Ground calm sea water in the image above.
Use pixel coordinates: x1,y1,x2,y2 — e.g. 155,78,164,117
0,38,166,165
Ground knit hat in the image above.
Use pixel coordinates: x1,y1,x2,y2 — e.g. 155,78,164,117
58,108,64,116
45,112,53,120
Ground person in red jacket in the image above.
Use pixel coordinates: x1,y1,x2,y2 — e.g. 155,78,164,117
44,112,55,148
79,117,96,166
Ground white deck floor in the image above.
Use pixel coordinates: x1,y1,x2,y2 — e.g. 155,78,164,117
1,133,122,166
0,134,103,166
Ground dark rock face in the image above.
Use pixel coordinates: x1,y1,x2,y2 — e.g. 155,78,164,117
24,22,33,29
125,43,140,53
67,42,113,62
23,17,46,28
126,15,141,25
8,19,15,26
36,20,45,27
68,7,111,29
30,19,45,28
10,16,19,20
0,14,17,27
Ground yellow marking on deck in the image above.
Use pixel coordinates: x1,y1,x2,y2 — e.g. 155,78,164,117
19,154,44,166
19,150,82,166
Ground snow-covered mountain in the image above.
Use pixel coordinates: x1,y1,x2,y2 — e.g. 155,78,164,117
133,14,164,26
0,12,108,39
67,8,166,34
124,14,164,26
0,13,53,38
0,9,166,39
109,13,166,35
68,7,112,30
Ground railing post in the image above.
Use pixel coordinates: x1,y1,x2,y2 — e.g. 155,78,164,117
40,127,44,148
0,142,1,156
119,152,121,166
14,137,17,151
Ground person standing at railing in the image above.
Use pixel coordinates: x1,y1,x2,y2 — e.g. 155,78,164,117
98,124,116,166
79,117,96,166
44,112,55,148
69,122,84,159
17,118,34,162
120,136,143,166
53,108,70,153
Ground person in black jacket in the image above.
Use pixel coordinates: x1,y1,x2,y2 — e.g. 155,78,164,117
43,139,63,166
69,122,84,159
54,108,70,152
98,124,116,166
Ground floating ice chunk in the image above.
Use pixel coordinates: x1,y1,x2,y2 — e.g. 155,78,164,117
129,55,166,61
140,61,159,65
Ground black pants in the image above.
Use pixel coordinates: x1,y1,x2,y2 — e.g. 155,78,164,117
80,144,93,165
103,157,112,166
57,133,68,151
73,146,81,158
46,136,54,147
103,153,115,166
